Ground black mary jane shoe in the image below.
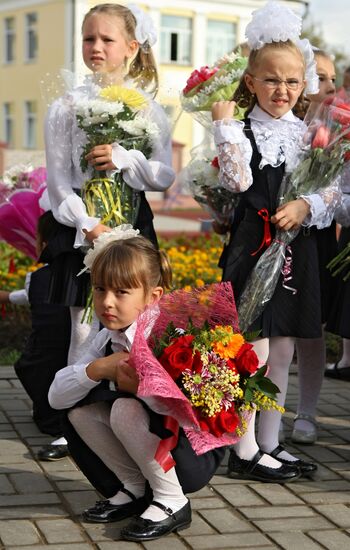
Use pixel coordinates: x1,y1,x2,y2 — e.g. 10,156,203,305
228,449,300,483
324,362,350,381
121,501,192,541
82,489,149,524
37,444,69,461
269,444,317,476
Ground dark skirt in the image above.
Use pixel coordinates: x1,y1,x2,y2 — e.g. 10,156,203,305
222,210,322,338
326,226,350,338
62,385,225,498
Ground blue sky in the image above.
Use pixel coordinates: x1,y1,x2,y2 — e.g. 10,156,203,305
307,0,350,57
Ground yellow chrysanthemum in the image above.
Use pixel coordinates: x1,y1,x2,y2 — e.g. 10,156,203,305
100,86,147,109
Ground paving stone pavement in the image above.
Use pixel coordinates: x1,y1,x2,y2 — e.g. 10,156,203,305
1,364,350,550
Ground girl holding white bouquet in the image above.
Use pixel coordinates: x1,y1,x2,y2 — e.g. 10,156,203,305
41,4,175,460
42,3,174,459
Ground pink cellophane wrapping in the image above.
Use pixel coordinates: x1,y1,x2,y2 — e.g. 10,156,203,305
0,185,46,258
130,282,252,455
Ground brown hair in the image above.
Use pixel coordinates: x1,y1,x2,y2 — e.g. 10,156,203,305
91,236,172,295
82,3,159,95
233,40,306,118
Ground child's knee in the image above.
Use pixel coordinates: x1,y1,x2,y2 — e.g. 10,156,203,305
67,406,86,428
110,398,146,436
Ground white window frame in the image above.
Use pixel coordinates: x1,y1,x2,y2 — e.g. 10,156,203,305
206,19,237,66
24,101,37,149
3,17,15,64
24,12,38,61
3,103,14,147
160,15,192,65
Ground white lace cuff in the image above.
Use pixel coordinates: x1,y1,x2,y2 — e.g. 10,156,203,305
213,119,245,145
300,193,331,229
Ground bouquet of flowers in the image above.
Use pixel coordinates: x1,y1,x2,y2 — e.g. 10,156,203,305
130,283,283,470
237,96,350,333
0,165,47,258
181,150,238,240
75,85,159,227
180,51,247,128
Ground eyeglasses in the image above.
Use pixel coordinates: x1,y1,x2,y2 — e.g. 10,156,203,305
252,76,304,90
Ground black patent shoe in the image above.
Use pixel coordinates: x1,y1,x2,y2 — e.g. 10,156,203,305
121,501,192,541
228,449,300,483
82,492,149,524
324,362,350,381
269,444,317,476
37,444,69,461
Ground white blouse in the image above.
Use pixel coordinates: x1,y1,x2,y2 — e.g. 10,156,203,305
213,104,341,229
44,77,175,248
48,323,136,410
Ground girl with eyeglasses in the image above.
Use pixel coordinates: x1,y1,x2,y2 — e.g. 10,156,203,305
210,2,341,483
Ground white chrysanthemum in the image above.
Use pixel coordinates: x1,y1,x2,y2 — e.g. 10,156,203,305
188,160,219,188
75,98,124,119
118,117,160,140
80,224,140,274
245,1,301,50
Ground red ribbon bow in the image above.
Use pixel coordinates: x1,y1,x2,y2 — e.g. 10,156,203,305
251,208,272,256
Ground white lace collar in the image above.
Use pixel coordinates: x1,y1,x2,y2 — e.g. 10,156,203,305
249,105,305,170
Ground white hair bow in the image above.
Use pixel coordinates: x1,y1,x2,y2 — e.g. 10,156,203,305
78,224,140,275
245,1,319,95
128,4,157,51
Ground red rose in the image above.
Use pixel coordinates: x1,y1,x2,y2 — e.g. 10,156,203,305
192,350,203,374
235,343,259,376
211,156,219,169
198,408,240,437
158,335,195,380
183,66,219,94
330,104,350,125
311,125,330,149
344,150,350,162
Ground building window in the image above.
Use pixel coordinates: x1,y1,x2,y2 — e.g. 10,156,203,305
25,12,38,61
160,15,192,65
206,20,237,66
24,101,37,149
3,103,14,147
4,17,15,63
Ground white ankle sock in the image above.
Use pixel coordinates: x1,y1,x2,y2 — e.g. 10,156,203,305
109,491,133,506
51,437,67,446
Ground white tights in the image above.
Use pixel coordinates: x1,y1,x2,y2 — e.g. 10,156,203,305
338,338,350,367
233,336,301,465
68,399,188,521
233,338,281,469
295,334,325,432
